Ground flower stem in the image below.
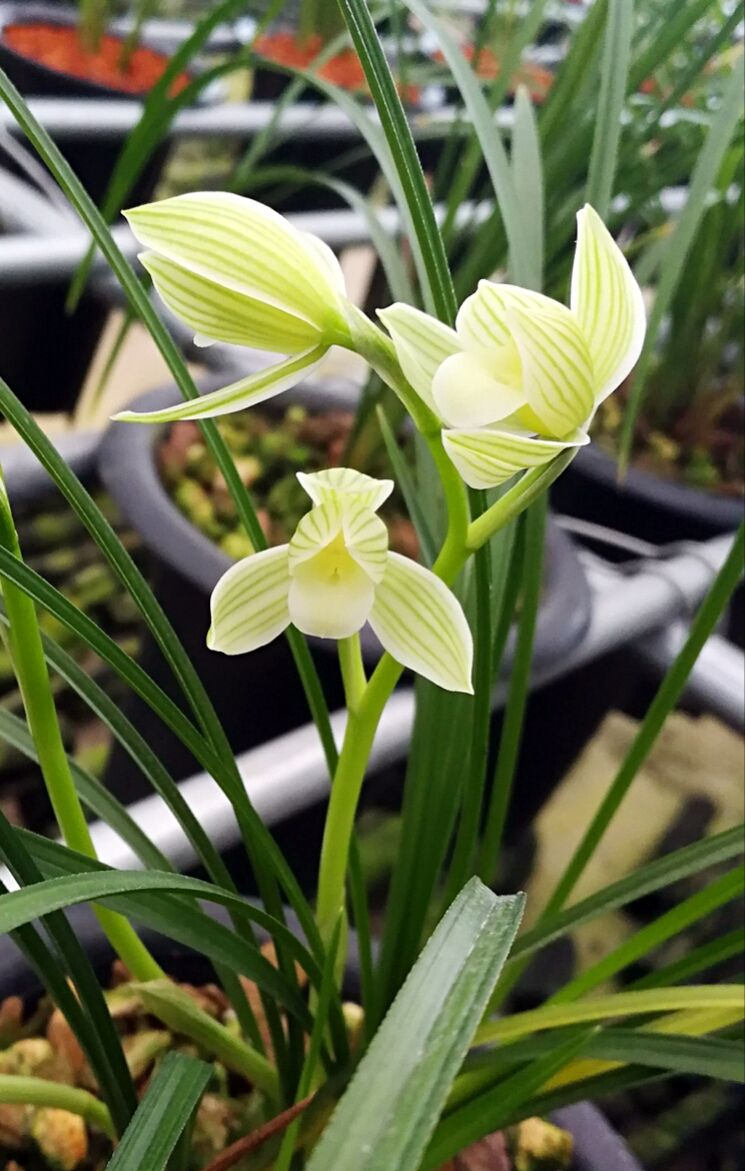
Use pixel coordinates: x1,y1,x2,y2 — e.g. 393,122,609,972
466,449,578,551
0,475,163,982
338,634,366,714
0,1075,115,1138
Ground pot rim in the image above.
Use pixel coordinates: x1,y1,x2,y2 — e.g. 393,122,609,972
0,1,192,100
97,369,592,672
573,441,743,531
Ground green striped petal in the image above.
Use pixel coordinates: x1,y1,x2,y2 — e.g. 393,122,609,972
571,204,646,404
461,283,595,435
124,192,346,334
501,297,595,435
369,552,473,694
288,501,343,571
208,545,290,655
341,499,389,584
378,304,461,412
442,427,590,489
140,251,323,354
456,281,563,353
113,347,327,424
297,468,394,512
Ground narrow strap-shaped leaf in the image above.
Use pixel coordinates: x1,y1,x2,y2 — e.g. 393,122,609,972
0,856,318,1019
376,406,437,566
619,54,745,463
0,545,220,775
105,1052,210,1171
511,85,545,290
305,880,524,1171
337,0,457,321
0,707,171,872
425,1030,590,1169
402,0,536,290
0,813,137,1135
457,1027,745,1086
549,864,745,1003
135,981,278,1100
585,0,635,218
505,823,745,967
477,986,744,1046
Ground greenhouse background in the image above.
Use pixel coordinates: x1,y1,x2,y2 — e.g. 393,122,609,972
0,2,743,1170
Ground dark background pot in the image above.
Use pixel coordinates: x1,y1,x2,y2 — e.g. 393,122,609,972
97,377,594,828
552,442,743,548
0,3,182,414
0,904,642,1171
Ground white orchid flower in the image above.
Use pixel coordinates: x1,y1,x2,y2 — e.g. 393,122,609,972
115,192,350,424
379,205,646,488
208,468,474,694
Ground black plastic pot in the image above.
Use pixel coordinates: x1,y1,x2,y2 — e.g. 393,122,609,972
0,3,183,413
0,903,642,1171
97,376,593,800
552,442,743,549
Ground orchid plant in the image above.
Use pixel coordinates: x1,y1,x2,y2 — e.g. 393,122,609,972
0,1,744,1168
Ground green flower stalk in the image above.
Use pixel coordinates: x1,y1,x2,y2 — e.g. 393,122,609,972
0,472,163,983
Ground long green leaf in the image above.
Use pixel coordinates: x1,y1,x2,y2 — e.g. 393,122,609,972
492,823,745,1002
549,864,745,1003
306,880,524,1171
425,1031,590,1169
0,707,171,872
511,85,545,289
0,813,137,1135
457,1026,745,1088
620,55,745,462
337,0,456,320
585,0,634,218
477,986,744,1046
135,981,278,1099
105,1052,210,1171
544,524,744,916
403,0,536,289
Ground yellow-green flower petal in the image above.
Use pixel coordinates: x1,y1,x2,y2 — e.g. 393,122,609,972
571,203,646,403
113,347,327,424
462,283,595,435
297,468,394,511
369,552,473,694
288,541,375,639
208,545,290,654
341,499,389,584
432,350,527,429
442,426,590,489
124,191,346,333
140,251,322,354
455,281,562,353
378,304,460,411
288,500,343,571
